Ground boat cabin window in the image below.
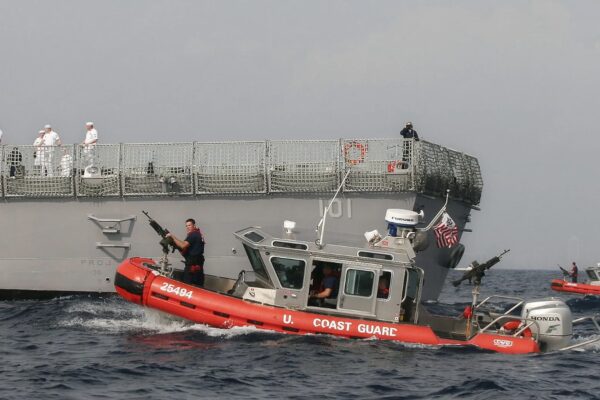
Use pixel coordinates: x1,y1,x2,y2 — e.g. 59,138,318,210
403,269,419,300
272,241,308,250
243,244,270,281
586,269,600,281
377,271,392,299
271,257,305,289
244,231,264,243
344,269,375,297
358,251,393,261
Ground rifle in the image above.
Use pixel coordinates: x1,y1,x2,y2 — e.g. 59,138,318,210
453,249,510,287
142,210,176,254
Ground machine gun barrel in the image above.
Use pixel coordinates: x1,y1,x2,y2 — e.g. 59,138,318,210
452,249,510,287
142,210,176,253
557,264,571,277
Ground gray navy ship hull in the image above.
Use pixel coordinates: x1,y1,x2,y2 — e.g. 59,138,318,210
0,193,470,301
0,138,481,301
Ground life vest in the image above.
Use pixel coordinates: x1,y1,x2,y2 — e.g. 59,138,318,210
181,228,204,255
502,320,532,338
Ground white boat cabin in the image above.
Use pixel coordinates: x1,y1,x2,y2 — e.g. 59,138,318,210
229,227,423,324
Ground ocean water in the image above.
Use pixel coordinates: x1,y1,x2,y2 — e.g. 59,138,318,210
1,269,599,400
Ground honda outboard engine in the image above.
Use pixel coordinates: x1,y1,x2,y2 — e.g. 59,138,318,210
521,298,572,352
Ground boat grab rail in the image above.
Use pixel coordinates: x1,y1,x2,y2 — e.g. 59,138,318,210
558,315,600,352
477,315,540,342
474,295,525,314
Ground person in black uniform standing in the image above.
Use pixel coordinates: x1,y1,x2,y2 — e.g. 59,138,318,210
400,122,419,140
167,218,205,286
399,122,419,168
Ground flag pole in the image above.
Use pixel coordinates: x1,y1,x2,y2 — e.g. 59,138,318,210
315,168,352,249
419,189,450,232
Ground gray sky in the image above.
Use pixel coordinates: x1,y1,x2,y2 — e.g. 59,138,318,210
2,0,600,269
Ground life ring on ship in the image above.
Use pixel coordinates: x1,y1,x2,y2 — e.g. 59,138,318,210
502,320,532,338
344,141,367,165
447,243,465,269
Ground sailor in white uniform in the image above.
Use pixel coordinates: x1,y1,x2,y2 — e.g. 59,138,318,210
60,148,73,177
82,122,98,164
33,130,45,175
42,124,62,176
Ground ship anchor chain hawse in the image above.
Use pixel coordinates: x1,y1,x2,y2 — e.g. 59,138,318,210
115,181,600,354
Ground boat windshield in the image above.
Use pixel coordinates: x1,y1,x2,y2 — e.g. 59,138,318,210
243,244,270,282
271,257,305,289
586,269,600,281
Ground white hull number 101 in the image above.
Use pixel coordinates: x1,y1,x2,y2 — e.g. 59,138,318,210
318,199,352,219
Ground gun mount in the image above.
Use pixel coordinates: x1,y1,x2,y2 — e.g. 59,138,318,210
453,249,510,287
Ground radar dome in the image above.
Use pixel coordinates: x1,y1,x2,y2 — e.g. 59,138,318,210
384,209,423,227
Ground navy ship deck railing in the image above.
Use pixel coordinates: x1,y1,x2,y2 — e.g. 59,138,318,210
0,139,482,204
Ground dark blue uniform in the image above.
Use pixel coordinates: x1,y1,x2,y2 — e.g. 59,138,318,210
322,275,338,298
182,229,205,286
400,127,419,140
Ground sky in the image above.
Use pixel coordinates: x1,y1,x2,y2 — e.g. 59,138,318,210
1,0,600,269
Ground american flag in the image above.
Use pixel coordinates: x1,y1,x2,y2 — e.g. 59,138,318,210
433,212,459,248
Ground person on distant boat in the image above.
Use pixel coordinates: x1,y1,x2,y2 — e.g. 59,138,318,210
570,262,578,283
310,264,338,305
400,122,419,140
33,130,45,175
41,124,62,176
82,122,98,164
166,218,205,287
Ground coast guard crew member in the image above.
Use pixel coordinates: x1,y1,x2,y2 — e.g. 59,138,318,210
570,262,578,283
166,218,205,287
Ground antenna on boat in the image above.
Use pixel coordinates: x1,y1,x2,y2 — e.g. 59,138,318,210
315,168,352,249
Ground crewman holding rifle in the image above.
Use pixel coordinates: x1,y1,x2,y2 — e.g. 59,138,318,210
166,218,206,287
558,262,578,283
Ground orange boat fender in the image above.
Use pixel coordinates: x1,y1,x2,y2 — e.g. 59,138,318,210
461,305,473,319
